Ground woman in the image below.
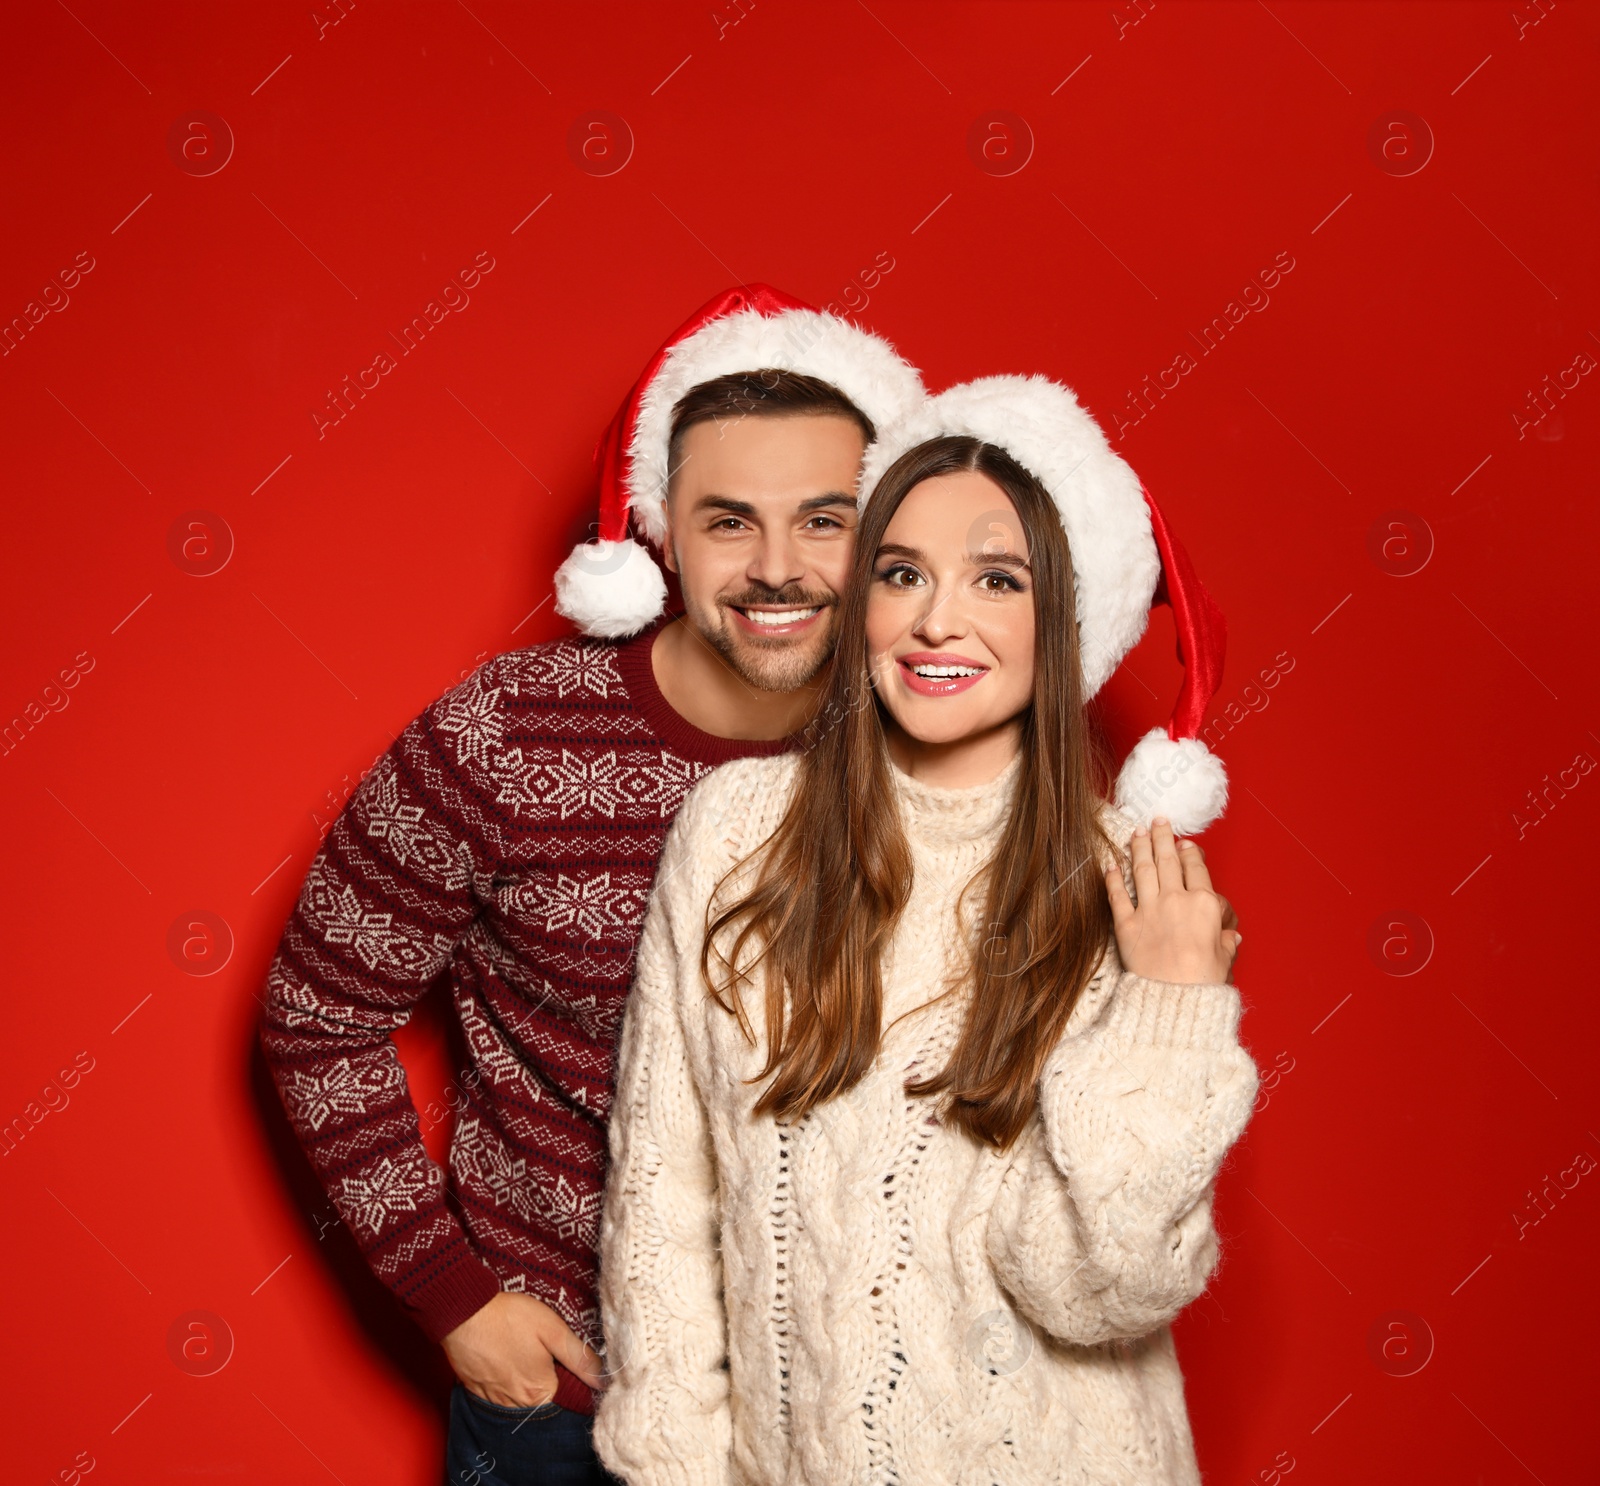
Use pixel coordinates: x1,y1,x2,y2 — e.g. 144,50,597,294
594,376,1259,1486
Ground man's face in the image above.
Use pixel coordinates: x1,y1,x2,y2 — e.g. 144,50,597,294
663,412,867,693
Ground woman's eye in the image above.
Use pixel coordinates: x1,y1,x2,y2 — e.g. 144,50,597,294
979,570,1024,593
877,563,924,588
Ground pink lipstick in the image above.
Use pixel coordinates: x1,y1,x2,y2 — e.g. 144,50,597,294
896,651,990,697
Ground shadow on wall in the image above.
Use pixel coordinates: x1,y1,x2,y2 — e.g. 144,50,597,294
1171,1104,1269,1484
246,1014,458,1423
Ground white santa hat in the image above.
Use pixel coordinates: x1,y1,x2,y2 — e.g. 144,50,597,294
555,284,925,639
858,375,1231,834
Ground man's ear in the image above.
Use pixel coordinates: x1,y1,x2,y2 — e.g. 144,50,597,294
660,495,680,575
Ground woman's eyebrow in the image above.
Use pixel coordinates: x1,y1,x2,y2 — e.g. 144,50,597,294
875,541,1032,570
971,550,1031,570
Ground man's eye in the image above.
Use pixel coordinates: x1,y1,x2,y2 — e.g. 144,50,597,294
805,515,842,530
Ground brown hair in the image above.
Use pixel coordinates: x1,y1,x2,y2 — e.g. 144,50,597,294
667,370,876,488
702,434,1114,1150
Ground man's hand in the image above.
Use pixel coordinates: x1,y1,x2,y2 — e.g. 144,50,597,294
1106,818,1242,986
441,1291,605,1408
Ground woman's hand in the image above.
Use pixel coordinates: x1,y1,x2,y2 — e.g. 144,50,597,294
1105,818,1241,985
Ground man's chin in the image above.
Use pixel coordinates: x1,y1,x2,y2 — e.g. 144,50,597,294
717,632,834,694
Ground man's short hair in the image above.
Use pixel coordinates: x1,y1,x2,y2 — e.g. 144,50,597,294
667,370,876,490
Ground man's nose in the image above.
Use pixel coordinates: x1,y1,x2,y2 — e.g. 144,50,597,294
747,529,806,593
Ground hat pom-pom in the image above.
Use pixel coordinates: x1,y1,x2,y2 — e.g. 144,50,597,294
553,538,667,639
1114,727,1228,835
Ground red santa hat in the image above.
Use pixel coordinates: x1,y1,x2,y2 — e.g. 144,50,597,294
857,375,1230,834
555,284,925,639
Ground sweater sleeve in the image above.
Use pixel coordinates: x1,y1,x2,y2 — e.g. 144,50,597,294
985,961,1259,1346
260,678,503,1344
593,801,733,1486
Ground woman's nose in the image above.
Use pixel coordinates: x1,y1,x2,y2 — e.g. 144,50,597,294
912,584,966,644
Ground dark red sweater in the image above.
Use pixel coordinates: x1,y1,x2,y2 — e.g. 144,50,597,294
261,625,787,1413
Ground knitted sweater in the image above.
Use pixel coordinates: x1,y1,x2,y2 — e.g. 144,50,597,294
595,753,1259,1486
261,625,787,1413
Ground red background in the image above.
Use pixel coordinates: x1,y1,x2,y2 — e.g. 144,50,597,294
3,2,1596,1480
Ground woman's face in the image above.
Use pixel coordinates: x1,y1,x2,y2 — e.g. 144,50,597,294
865,468,1036,748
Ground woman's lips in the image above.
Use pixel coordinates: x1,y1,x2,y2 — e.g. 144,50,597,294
896,652,990,697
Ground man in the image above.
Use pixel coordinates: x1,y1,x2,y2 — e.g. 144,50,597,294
260,284,922,1484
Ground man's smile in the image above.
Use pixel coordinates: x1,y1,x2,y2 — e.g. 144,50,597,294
727,604,826,637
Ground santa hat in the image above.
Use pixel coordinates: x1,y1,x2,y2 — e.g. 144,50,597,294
555,284,925,639
857,375,1229,834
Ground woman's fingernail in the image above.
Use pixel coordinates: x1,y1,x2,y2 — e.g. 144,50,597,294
1134,827,1148,837
1177,838,1192,849
1152,816,1169,826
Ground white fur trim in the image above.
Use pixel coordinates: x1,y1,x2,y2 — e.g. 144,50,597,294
857,374,1159,698
625,308,924,543
1114,728,1228,834
553,538,668,639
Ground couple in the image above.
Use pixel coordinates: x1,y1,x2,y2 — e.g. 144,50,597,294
262,284,1258,1486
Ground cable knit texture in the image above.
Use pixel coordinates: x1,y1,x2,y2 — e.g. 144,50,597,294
595,753,1259,1486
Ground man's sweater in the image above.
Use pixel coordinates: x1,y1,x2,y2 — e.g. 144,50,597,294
595,754,1260,1485
261,625,787,1414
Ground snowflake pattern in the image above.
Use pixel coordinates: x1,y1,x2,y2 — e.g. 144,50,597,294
267,963,327,1032
360,762,474,889
538,1171,602,1245
489,745,708,825
528,641,620,700
453,1115,536,1222
485,746,540,817
627,749,703,818
454,1117,601,1245
434,673,507,769
301,860,454,976
362,758,425,850
534,749,636,820
532,870,647,942
335,1149,437,1238
285,1057,404,1132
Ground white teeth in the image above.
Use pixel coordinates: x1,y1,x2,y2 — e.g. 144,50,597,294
743,607,818,626
911,664,984,678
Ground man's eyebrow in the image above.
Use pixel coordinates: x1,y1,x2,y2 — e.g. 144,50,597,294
691,492,857,518
692,495,757,516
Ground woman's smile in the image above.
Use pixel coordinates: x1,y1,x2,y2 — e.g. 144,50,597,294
896,650,990,696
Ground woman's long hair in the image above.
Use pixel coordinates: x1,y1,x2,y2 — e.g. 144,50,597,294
701,435,1114,1150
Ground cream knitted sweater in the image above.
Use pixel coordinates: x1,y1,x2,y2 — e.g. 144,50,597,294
595,753,1259,1486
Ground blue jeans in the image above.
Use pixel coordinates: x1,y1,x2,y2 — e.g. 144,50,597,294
444,1386,622,1486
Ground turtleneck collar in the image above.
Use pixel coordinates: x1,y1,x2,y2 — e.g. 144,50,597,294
891,752,1022,848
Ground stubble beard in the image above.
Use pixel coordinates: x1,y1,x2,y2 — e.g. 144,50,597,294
682,585,840,695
